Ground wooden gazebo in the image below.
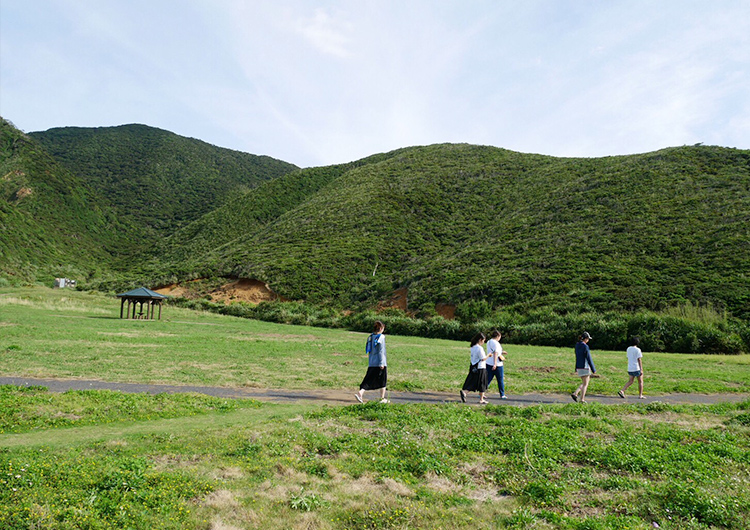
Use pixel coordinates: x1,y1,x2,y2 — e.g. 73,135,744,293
117,287,168,320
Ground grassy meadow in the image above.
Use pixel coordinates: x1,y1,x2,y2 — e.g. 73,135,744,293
1,287,750,529
2,287,749,395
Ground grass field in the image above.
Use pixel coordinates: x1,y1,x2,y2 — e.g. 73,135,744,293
1,287,749,529
2,287,749,396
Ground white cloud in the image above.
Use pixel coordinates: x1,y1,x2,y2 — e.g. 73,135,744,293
290,8,353,58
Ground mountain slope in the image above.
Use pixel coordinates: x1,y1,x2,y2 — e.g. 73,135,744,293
153,149,410,278
170,143,750,319
0,118,121,282
30,124,298,245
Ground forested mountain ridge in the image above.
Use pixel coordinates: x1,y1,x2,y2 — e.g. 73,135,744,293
30,124,298,243
1,119,297,283
162,143,750,320
3,115,749,332
0,118,119,281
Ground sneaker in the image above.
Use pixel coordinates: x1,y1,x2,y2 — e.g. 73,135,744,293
571,393,578,402
479,400,488,405
354,393,363,404
638,395,646,399
500,395,508,399
580,400,588,403
618,390,625,399
460,390,467,403
379,398,389,404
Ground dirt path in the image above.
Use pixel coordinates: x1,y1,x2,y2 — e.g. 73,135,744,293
2,376,747,406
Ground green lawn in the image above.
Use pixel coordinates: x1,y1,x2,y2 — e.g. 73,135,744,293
1,287,749,395
1,287,749,529
0,387,748,530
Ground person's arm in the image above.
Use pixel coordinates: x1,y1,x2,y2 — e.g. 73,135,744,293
638,356,643,373
587,348,596,373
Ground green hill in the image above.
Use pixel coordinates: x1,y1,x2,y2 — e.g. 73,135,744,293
165,143,750,321
0,118,121,282
151,149,410,280
4,116,749,351
30,124,298,245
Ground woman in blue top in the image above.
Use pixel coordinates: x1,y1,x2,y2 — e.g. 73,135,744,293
355,321,388,404
571,332,596,403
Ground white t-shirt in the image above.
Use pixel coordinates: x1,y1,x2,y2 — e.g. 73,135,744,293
626,346,643,372
470,344,487,369
486,338,503,367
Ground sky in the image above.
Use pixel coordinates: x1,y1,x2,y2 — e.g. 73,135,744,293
1,0,749,168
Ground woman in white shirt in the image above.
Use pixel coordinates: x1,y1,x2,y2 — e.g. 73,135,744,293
460,332,491,404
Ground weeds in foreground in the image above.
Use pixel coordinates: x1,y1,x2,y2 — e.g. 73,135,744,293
1,388,748,529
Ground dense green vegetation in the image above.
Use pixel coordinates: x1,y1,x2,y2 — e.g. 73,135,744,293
179,144,750,318
1,386,748,529
3,116,749,352
0,118,120,283
150,149,407,280
1,118,295,284
155,143,750,352
172,296,750,355
30,123,298,245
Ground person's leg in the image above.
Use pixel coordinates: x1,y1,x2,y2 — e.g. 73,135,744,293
637,374,644,398
380,386,387,400
479,391,487,403
573,376,586,397
579,375,590,402
620,375,635,397
498,365,505,397
486,367,496,390
355,387,365,403
573,375,591,401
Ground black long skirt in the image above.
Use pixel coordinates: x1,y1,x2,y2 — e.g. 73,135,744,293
360,366,387,390
462,367,488,392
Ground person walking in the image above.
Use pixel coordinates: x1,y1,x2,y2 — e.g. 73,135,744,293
486,330,508,399
355,321,388,404
571,332,596,403
618,336,645,399
460,332,491,404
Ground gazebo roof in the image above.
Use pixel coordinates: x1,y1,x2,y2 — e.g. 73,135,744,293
116,287,168,299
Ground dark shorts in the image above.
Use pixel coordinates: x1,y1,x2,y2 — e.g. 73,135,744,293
360,366,387,390
628,370,642,377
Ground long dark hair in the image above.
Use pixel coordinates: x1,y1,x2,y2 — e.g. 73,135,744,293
470,332,486,346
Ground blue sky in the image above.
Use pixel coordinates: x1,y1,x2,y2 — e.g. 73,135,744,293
1,0,749,167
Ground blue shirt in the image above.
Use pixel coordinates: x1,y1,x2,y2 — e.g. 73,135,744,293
575,341,595,372
366,333,387,367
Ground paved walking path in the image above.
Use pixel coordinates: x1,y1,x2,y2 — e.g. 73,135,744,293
2,376,747,406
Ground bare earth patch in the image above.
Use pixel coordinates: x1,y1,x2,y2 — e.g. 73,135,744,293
210,279,286,304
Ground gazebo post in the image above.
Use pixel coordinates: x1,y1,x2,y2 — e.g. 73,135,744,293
120,298,125,319
158,302,162,320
